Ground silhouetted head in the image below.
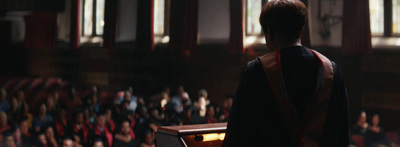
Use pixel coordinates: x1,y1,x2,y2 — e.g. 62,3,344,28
371,113,380,126
260,0,307,50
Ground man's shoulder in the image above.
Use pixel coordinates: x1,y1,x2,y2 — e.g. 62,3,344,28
239,58,266,81
245,57,264,71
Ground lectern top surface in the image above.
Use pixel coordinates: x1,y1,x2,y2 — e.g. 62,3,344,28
157,123,227,136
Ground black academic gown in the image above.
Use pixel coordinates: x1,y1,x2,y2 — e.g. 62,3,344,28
222,46,349,147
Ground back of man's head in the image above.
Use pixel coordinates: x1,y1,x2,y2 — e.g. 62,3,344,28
259,0,307,42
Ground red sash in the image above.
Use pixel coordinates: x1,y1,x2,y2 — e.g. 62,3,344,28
222,108,229,118
259,49,334,147
130,117,136,128
94,126,113,147
207,117,218,124
86,120,93,129
73,124,89,141
107,120,116,132
0,125,10,134
130,129,136,140
55,120,67,136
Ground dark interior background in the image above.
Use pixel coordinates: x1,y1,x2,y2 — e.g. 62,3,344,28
0,0,399,131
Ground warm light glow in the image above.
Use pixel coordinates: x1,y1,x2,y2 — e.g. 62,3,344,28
218,133,225,140
161,98,167,108
245,36,257,45
100,20,105,27
162,36,170,43
202,133,226,142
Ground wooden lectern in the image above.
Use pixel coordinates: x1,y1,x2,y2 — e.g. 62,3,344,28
156,123,227,147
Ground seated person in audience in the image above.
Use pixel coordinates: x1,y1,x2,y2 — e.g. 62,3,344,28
7,97,20,124
364,113,392,147
119,100,131,114
140,130,155,147
352,110,369,135
61,136,74,147
16,90,26,109
0,111,10,134
137,97,146,109
54,107,69,143
46,94,57,118
104,108,116,133
13,125,35,147
171,91,191,118
348,136,358,147
19,103,33,128
33,103,53,133
63,86,82,110
72,110,90,145
83,94,100,115
198,97,207,117
159,92,170,111
37,131,48,147
58,87,79,118
117,89,138,109
91,94,101,114
218,95,233,122
2,131,16,147
44,125,59,147
133,106,149,143
188,97,206,124
180,92,192,112
19,119,34,146
83,107,94,128
11,126,23,147
113,118,137,147
163,104,182,126
182,106,192,125
52,92,61,110
170,86,186,114
198,89,210,105
88,112,113,147
124,91,138,112
0,88,10,112
148,108,162,130
93,138,104,147
72,134,84,147
206,105,218,124
90,86,100,98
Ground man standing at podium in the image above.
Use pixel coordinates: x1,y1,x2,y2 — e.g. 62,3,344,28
223,0,349,146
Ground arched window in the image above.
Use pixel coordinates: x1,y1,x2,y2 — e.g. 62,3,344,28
393,0,400,34
369,0,400,36
245,0,269,46
246,0,263,35
369,0,384,35
83,0,105,37
154,0,170,43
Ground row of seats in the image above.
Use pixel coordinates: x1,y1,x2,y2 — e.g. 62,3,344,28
0,77,116,115
352,131,399,147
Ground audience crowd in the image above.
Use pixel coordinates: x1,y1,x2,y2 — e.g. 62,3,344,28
350,110,400,147
1,78,400,147
0,78,233,147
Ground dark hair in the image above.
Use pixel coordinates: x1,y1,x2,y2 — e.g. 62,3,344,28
259,0,307,42
94,137,103,143
370,113,380,121
225,94,234,99
121,100,130,107
72,108,84,122
62,135,75,142
2,131,13,138
119,117,131,125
